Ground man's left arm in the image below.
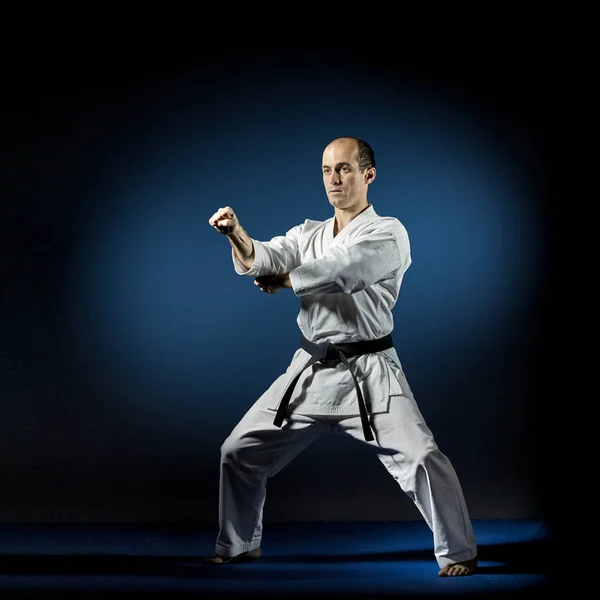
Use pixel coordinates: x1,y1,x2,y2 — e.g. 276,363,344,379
288,225,410,295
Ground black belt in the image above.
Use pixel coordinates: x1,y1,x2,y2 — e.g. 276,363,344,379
273,333,394,441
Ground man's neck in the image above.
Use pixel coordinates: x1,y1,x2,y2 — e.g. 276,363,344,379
333,203,371,236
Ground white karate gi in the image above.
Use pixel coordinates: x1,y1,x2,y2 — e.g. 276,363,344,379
216,205,477,568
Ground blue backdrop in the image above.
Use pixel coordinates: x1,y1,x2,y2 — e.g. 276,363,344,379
1,49,549,523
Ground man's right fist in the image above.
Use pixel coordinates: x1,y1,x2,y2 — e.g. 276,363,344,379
209,207,240,235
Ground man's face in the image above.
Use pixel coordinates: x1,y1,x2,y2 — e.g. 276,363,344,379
322,139,373,209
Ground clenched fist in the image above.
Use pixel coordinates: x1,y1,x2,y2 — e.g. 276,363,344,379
254,273,292,294
209,206,240,235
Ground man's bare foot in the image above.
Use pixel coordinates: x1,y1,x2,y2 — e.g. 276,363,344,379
205,547,262,565
438,557,477,577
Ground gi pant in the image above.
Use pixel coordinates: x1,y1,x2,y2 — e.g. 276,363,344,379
214,388,478,568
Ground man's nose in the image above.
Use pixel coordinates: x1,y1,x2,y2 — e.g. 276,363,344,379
329,171,341,184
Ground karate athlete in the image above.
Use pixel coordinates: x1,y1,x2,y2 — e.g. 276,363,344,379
207,137,478,576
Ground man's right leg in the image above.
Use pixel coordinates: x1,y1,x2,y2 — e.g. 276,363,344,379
212,395,325,560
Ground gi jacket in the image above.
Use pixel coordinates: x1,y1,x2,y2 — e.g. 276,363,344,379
232,205,413,417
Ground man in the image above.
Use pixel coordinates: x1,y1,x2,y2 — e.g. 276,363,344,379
207,137,478,577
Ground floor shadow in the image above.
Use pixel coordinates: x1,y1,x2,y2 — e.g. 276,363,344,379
476,539,550,575
0,538,551,578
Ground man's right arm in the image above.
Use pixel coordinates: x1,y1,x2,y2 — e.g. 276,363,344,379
209,206,255,270
226,225,255,270
210,205,303,276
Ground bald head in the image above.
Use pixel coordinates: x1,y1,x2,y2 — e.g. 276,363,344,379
324,137,376,173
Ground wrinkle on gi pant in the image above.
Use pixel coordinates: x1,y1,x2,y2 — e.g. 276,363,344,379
216,400,326,557
215,391,477,567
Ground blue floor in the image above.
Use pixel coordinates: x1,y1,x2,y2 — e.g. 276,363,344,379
0,519,553,597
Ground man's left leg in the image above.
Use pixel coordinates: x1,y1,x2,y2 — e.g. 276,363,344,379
341,394,478,576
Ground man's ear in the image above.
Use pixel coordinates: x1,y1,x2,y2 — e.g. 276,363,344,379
365,168,376,184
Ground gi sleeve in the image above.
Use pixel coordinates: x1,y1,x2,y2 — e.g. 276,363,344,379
289,223,410,295
233,224,303,277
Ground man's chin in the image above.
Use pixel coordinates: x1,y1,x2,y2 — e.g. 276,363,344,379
327,194,346,206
